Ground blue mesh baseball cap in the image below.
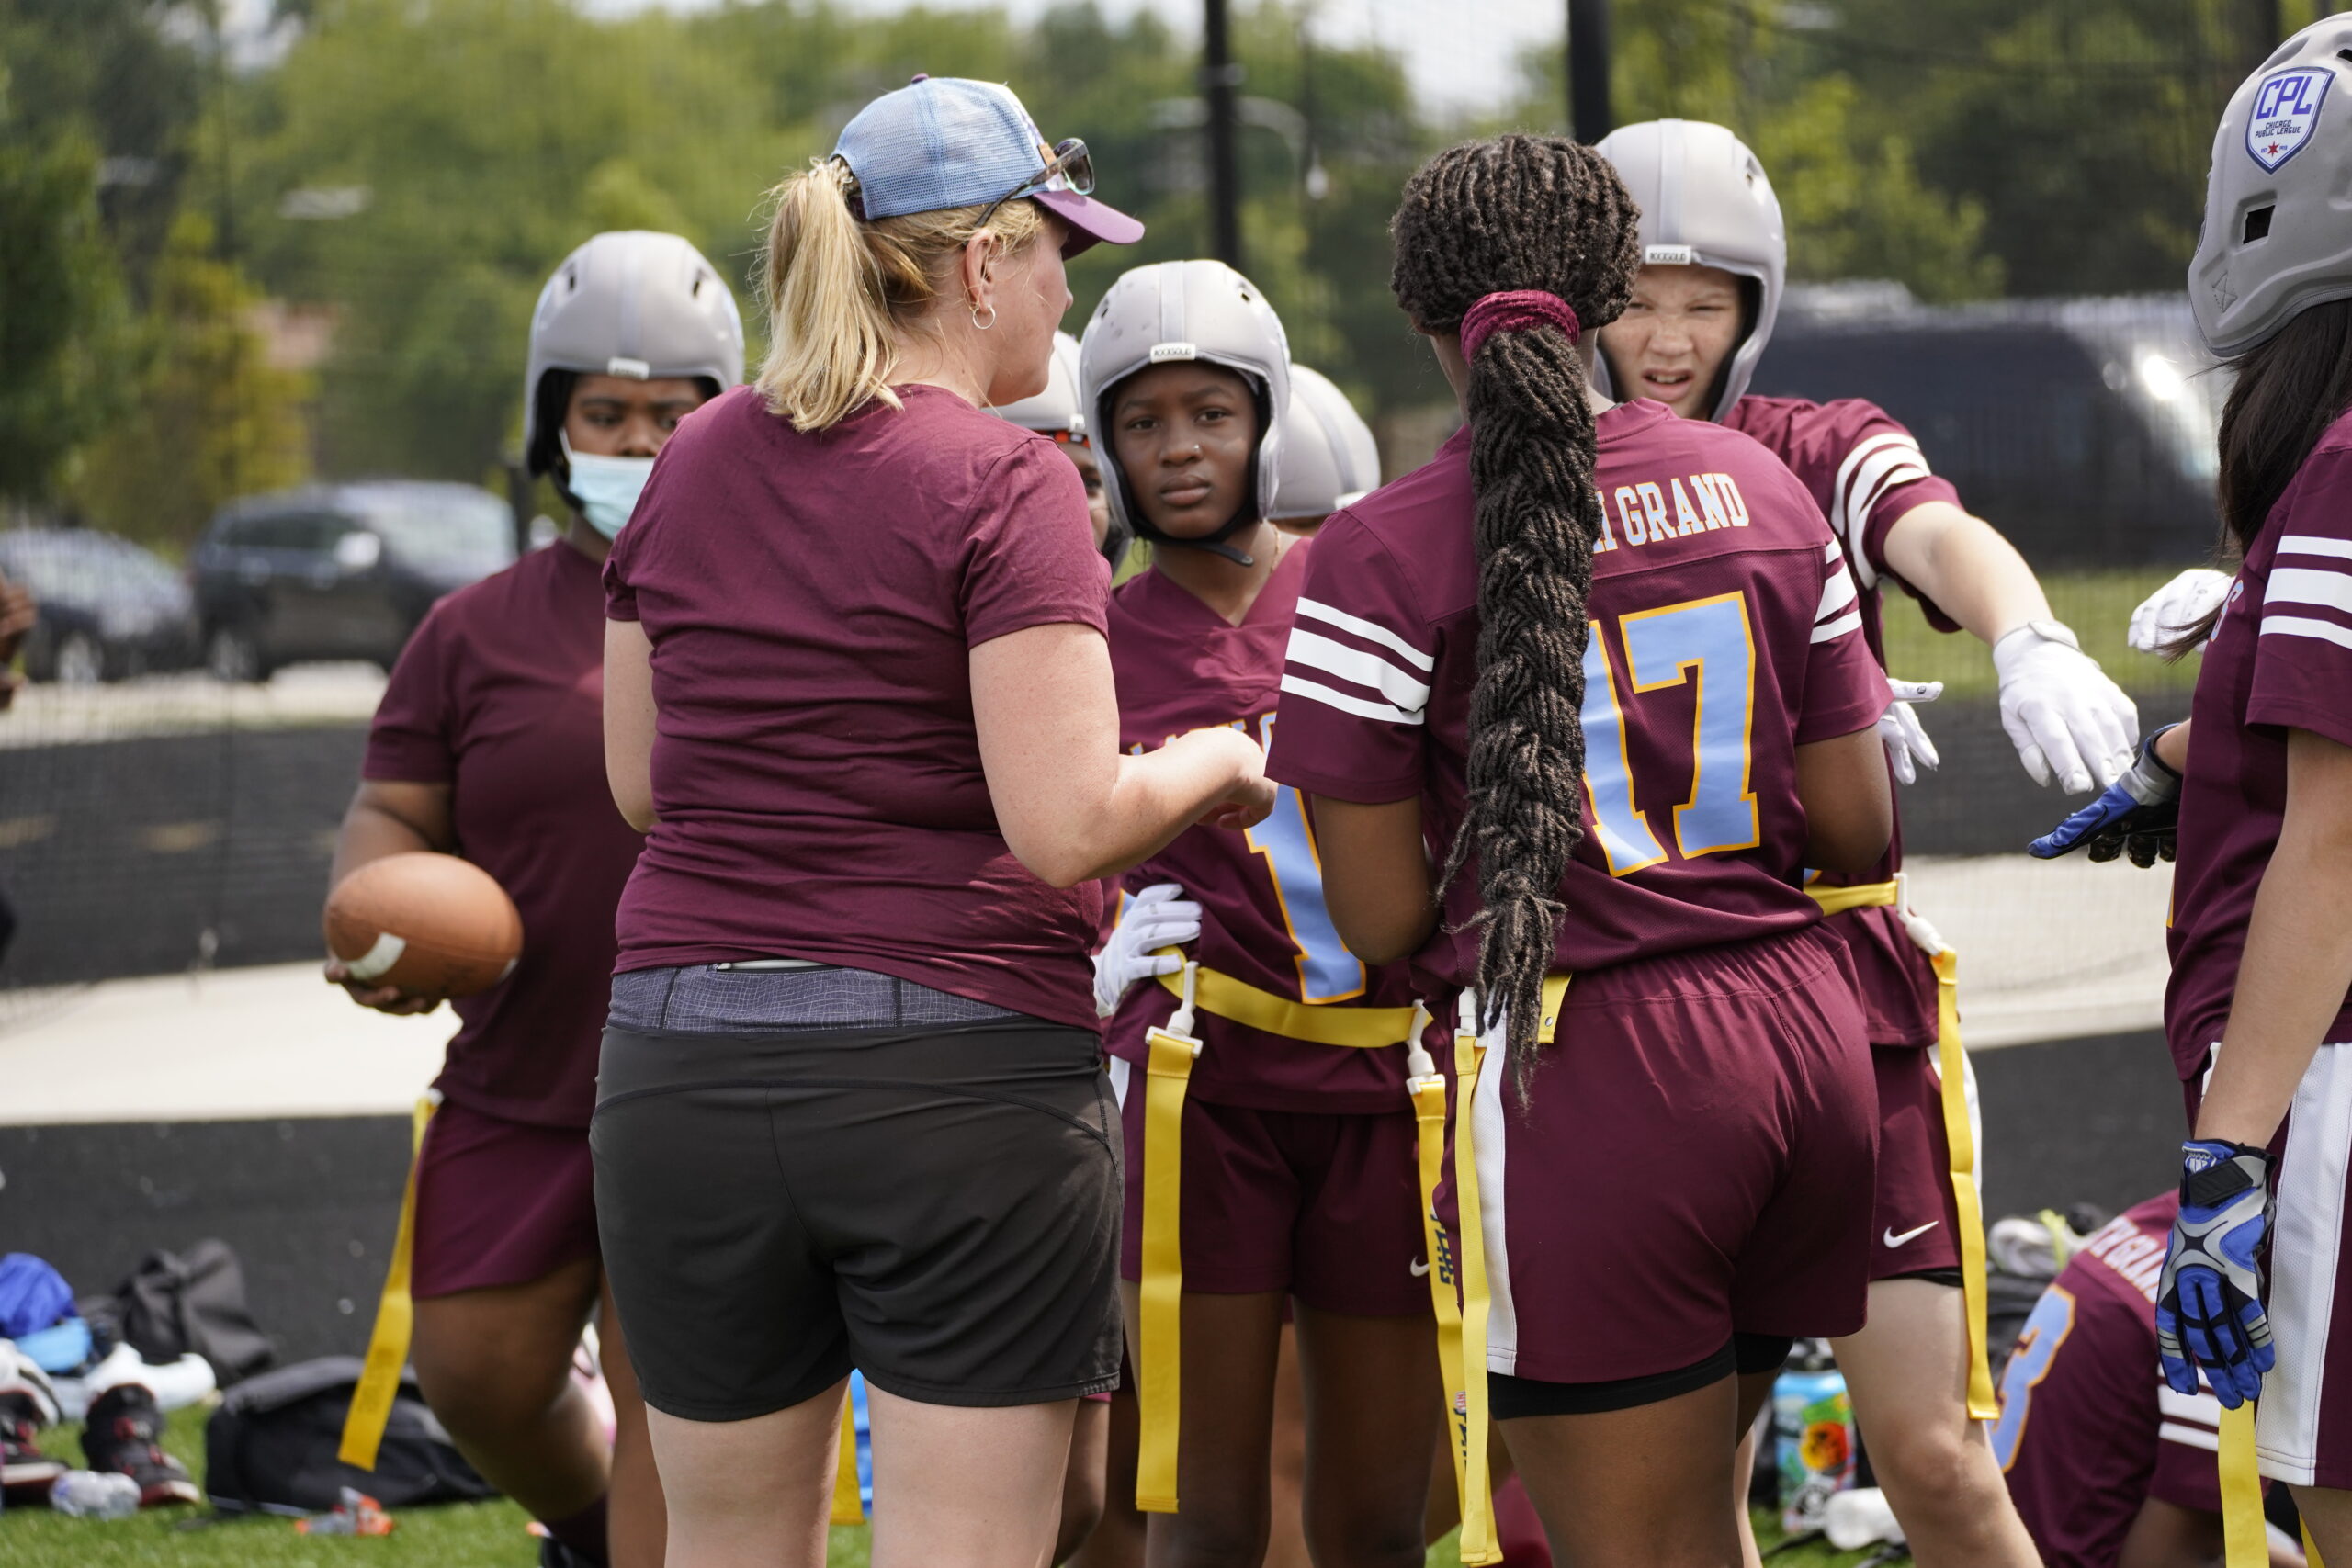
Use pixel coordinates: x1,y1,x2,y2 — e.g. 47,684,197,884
833,75,1144,256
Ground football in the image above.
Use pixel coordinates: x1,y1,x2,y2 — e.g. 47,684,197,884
324,852,524,999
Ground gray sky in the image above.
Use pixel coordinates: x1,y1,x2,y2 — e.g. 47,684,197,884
578,0,1561,120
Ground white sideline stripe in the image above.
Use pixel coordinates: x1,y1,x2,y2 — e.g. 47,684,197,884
2160,1421,2222,1453
1812,609,1864,644
1284,628,1431,710
2256,1041,2352,1486
1277,672,1424,727
1470,997,1519,1375
1293,596,1435,671
2157,1385,2222,1424
2279,535,2352,562
2260,615,2352,651
1815,561,1860,619
2266,566,2352,615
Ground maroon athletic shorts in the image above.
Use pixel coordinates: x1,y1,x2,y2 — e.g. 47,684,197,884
1118,1090,1429,1317
1455,924,1876,1386
1869,1045,1963,1281
412,1098,600,1300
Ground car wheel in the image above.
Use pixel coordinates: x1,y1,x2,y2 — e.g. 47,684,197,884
54,631,105,686
205,625,265,683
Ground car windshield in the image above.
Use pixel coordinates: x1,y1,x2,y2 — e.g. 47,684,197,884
362,491,514,572
0,535,176,606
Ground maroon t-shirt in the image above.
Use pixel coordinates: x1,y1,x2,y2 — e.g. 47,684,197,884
2168,411,2352,1080
1996,1194,2238,1567
1723,396,1966,1049
604,383,1112,1031
364,540,641,1129
1268,400,1888,992
1105,542,1421,1113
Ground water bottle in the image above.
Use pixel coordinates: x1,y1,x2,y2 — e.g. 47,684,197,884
1772,1340,1856,1534
50,1470,141,1519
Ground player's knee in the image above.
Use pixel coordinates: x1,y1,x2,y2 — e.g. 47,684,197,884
1871,1416,1998,1512
1054,1479,1106,1562
412,1330,571,1438
1158,1503,1272,1568
1305,1508,1427,1568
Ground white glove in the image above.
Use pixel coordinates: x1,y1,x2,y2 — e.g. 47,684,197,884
1093,882,1201,1018
2128,568,2232,655
1992,621,2139,794
1877,676,1943,785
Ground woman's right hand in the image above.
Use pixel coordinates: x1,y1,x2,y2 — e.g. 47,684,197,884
1183,725,1277,831
323,957,445,1016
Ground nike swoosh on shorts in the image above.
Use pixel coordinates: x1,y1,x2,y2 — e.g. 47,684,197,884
1409,1259,1430,1277
1883,1221,1940,1248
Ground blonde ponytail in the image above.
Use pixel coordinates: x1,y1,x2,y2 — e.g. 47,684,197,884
756,157,1051,433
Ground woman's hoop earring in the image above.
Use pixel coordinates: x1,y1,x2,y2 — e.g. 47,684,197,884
970,303,997,332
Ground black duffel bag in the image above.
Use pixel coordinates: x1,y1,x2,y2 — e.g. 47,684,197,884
203,1356,496,1516
102,1239,274,1385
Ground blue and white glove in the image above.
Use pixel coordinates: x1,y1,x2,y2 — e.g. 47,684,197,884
2027,724,2182,866
1092,882,1201,1019
1878,676,1943,786
2156,1139,2276,1407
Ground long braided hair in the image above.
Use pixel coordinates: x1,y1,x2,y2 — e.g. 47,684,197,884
1390,135,1641,1089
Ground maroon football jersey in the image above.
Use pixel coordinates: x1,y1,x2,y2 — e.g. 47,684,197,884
1267,400,1887,992
1996,1194,2239,1567
366,540,644,1129
1105,542,1421,1113
2169,411,2352,1081
1723,396,1966,1049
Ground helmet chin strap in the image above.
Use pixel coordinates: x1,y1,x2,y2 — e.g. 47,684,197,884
1136,509,1258,567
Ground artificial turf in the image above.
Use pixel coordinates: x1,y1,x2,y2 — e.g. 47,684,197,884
0,1405,1882,1565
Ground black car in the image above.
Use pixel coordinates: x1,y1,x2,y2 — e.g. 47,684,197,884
0,528,201,683
190,482,517,681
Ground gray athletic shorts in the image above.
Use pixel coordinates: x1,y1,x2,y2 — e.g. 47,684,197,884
593,963,1122,1421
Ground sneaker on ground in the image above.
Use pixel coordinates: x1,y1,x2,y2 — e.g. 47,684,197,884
0,1391,66,1501
80,1383,199,1507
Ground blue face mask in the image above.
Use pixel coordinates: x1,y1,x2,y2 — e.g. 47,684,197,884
561,434,655,539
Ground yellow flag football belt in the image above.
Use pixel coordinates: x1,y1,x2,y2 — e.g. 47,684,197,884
339,1093,440,1472
1806,878,1997,1422
1134,954,1430,1517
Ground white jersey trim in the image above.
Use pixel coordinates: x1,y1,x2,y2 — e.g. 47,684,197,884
2256,1040,2352,1487
1293,596,1436,671
2260,615,2352,652
1812,609,1865,645
1283,628,1431,711
2278,535,2352,563
1831,433,1931,588
2267,566,2352,615
1277,672,1424,728
1815,556,1860,621
1471,997,1519,1377
2159,1420,2222,1453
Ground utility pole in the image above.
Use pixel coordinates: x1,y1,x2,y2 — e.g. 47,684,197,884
1203,0,1243,270
1566,0,1612,145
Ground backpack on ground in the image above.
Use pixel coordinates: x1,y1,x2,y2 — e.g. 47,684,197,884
202,1357,495,1516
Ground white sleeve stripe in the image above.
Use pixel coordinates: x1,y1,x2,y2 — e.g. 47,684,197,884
1832,433,1926,536
2158,1421,2222,1453
1293,596,1436,671
1849,458,1931,537
2279,534,2352,562
2267,566,2352,615
1811,608,1864,644
2158,1386,2222,1423
2261,615,2352,651
1278,672,1426,727
1284,628,1431,709
1815,564,1860,620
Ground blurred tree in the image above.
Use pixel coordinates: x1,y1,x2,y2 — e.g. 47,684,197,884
0,72,134,503
67,213,314,547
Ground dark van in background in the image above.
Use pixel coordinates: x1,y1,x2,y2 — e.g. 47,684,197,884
1756,288,2226,570
0,528,200,683
190,481,515,681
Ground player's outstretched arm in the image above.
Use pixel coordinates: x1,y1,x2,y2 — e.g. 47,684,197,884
1883,500,2139,792
973,622,1274,889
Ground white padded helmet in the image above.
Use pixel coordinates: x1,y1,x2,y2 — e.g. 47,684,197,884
523,231,744,475
1080,259,1291,561
989,332,1086,438
2191,16,2352,356
1272,366,1380,519
1591,119,1786,421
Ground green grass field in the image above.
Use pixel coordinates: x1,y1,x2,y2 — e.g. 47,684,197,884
1876,565,2199,697
0,1406,1880,1566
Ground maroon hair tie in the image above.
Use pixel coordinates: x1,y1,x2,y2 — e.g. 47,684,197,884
1458,290,1581,360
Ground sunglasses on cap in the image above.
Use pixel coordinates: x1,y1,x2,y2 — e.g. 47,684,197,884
978,139,1094,231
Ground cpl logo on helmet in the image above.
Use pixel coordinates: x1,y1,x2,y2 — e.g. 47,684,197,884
523,231,747,538
2191,19,2352,355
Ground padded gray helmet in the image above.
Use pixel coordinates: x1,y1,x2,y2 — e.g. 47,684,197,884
1272,366,1379,520
989,332,1086,439
523,231,745,475
2191,17,2352,356
1080,259,1290,563
1591,119,1786,421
